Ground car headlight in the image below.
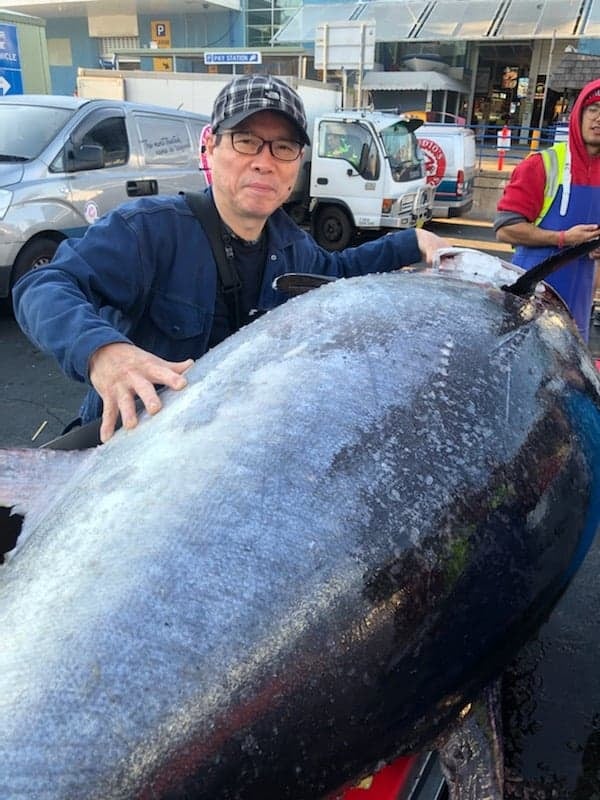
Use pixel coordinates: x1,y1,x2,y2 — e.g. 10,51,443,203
0,189,13,219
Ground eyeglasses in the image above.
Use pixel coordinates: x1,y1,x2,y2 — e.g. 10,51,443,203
224,131,303,162
584,103,600,119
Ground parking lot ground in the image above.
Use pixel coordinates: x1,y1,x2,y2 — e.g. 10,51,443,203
428,216,514,256
0,302,86,448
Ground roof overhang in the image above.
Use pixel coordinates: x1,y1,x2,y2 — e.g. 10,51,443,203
273,0,600,45
549,50,600,91
362,70,468,92
0,0,240,15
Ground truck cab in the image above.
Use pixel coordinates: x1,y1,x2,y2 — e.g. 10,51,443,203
286,110,434,251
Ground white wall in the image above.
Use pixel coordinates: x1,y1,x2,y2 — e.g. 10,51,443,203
77,69,341,120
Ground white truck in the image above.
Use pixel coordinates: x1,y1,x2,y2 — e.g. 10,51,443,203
286,110,434,250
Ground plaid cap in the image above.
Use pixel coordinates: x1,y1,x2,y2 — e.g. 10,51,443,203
583,87,600,109
211,74,310,145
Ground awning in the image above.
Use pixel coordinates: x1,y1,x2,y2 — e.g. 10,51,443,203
362,70,468,92
272,0,600,44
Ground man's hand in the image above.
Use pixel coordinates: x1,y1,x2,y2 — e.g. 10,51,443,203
415,228,451,265
561,224,600,248
89,342,194,442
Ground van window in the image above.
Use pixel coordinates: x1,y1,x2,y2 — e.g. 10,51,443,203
49,115,129,172
136,114,194,166
81,118,129,167
0,104,74,160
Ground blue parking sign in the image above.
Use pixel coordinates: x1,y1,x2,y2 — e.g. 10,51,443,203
0,68,23,95
0,24,23,95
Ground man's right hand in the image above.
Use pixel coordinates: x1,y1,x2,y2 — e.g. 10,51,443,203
89,342,194,443
560,224,600,248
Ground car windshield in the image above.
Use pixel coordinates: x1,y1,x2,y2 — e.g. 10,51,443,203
0,104,75,160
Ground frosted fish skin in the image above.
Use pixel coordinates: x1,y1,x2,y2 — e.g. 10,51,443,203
1,266,599,800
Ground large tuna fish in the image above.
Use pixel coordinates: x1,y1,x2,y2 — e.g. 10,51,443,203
1,250,599,799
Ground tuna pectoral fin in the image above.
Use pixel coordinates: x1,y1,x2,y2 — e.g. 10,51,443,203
437,680,504,800
0,448,87,560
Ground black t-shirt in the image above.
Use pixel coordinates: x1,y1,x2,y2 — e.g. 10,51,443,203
207,229,267,349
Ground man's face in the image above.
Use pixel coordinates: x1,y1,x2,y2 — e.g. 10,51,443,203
581,102,600,156
205,111,303,226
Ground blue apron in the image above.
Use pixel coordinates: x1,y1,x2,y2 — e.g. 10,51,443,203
513,183,597,343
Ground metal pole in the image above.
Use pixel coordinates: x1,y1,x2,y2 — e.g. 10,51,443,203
539,29,556,130
357,23,365,108
322,24,328,85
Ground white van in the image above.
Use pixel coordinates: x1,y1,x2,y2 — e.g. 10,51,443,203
0,95,209,297
415,123,476,218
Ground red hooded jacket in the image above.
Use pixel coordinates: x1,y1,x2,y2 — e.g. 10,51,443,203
497,77,600,220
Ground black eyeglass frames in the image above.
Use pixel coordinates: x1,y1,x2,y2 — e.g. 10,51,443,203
223,131,303,162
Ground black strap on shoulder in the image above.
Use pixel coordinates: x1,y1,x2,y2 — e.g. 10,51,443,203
183,191,242,330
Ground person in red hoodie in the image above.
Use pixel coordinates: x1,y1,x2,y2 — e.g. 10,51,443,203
494,78,600,342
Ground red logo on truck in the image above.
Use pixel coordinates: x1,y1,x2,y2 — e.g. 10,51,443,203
417,138,446,187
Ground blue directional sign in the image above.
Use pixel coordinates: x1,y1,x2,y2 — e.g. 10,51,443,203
204,51,262,65
0,23,23,95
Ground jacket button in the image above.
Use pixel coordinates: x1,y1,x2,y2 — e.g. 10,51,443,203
270,254,277,261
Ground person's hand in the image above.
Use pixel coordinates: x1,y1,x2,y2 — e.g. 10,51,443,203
563,223,600,248
89,342,194,442
415,228,451,265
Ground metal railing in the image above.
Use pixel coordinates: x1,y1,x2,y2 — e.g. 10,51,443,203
473,122,568,170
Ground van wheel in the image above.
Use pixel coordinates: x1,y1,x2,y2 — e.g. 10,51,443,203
11,238,60,287
314,206,352,251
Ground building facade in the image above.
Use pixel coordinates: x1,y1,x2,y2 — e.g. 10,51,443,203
2,0,599,130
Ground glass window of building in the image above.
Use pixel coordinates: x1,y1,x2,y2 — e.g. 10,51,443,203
247,0,302,47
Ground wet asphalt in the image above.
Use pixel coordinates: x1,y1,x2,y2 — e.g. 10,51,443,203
0,299,87,448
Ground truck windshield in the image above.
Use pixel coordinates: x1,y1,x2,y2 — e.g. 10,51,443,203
0,104,75,160
381,123,424,182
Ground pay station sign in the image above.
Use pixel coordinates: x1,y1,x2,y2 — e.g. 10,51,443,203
204,51,262,65
0,23,23,95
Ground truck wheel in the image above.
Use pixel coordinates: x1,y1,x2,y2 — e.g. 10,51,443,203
314,206,352,251
11,238,60,288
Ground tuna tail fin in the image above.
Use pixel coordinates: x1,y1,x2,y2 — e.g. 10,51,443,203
0,448,87,562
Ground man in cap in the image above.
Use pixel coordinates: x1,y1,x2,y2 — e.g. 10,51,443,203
494,78,600,341
13,74,448,443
